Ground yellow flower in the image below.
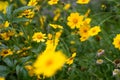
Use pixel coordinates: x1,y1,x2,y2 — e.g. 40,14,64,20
40,16,46,28
0,77,5,80
113,34,120,50
0,32,10,41
27,0,38,6
25,65,34,76
66,52,76,65
49,24,63,29
77,0,90,4
0,49,13,57
48,0,59,5
4,21,10,28
79,25,90,36
63,3,71,10
67,12,84,29
89,26,101,36
80,35,90,42
21,9,35,19
32,32,47,43
0,1,8,14
33,50,67,77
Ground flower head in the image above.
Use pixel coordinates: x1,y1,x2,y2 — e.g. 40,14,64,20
33,50,67,77
67,12,84,29
32,32,47,43
89,26,101,36
66,52,76,65
113,34,120,50
0,49,13,57
27,0,38,6
77,0,90,4
96,59,103,64
48,0,59,5
0,1,8,14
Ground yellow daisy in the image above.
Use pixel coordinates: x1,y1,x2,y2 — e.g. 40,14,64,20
67,12,84,29
113,34,120,50
32,32,47,43
77,0,90,4
48,0,59,5
89,26,101,36
0,49,13,57
33,50,67,77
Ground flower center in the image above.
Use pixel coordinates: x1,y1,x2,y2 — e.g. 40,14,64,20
3,51,8,54
37,35,42,39
82,0,86,2
73,18,78,24
46,59,53,67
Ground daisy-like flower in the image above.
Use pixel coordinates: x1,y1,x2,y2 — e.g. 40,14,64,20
27,0,37,6
96,59,103,64
33,50,67,77
66,52,76,65
67,12,84,29
20,9,35,19
4,21,10,28
32,32,47,43
79,25,90,36
89,26,101,36
77,0,90,4
113,34,120,50
80,35,90,42
49,24,63,29
0,49,13,57
48,0,59,5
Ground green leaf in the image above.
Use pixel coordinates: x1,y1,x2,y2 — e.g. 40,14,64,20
6,4,14,19
12,17,30,23
0,65,10,77
3,57,14,68
13,6,33,16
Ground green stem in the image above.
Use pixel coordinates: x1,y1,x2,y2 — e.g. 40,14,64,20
103,56,114,64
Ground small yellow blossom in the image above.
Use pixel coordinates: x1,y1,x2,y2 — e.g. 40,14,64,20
77,0,90,4
0,49,13,57
33,50,67,77
64,3,71,10
0,32,10,41
0,1,8,14
25,65,34,76
40,16,46,28
67,12,84,29
27,0,38,6
4,21,10,28
32,32,47,43
89,26,101,36
47,33,53,40
113,34,120,50
48,0,59,5
20,9,35,19
85,9,91,17
66,53,76,65
0,77,5,80
53,13,60,21
80,35,90,42
49,24,63,29
79,25,90,36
